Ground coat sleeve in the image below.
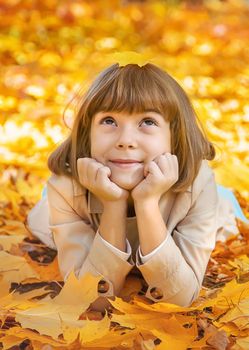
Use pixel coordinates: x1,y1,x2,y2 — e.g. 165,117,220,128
135,172,218,307
46,178,135,297
98,233,132,260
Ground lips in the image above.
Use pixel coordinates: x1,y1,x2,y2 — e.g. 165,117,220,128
110,159,142,164
109,159,142,169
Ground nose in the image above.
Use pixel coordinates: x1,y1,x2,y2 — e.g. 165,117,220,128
116,128,137,149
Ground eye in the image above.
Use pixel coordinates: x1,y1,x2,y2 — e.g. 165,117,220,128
101,117,116,125
141,118,158,126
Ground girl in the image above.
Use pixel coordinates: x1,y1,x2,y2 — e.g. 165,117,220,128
26,63,248,312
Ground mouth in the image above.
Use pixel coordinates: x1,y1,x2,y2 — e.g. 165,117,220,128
109,160,143,169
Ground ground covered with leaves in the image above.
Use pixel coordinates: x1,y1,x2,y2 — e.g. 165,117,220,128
0,0,249,349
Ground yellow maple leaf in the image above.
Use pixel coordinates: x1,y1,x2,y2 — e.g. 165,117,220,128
104,50,156,67
0,234,26,251
0,250,40,283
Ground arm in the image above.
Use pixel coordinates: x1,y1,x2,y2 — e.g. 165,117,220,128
84,200,132,313
134,198,168,256
134,173,218,307
99,200,127,252
47,178,135,300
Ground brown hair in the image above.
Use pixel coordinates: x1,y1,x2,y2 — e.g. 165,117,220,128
48,63,215,193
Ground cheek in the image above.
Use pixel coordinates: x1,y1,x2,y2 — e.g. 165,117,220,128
144,140,171,161
157,134,171,153
90,135,108,160
90,127,104,151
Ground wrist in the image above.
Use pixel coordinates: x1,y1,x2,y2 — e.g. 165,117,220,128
102,199,128,211
134,197,159,208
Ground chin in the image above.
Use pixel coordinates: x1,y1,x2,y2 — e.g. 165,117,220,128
110,174,143,191
116,181,137,191
108,165,144,190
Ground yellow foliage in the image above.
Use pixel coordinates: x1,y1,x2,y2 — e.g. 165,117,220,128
0,0,249,349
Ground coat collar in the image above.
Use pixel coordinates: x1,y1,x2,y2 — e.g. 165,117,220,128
71,160,212,215
72,178,104,214
87,190,104,214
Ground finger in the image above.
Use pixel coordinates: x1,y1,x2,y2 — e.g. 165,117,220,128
145,160,162,178
87,159,104,183
168,154,179,179
163,154,178,181
96,166,111,186
152,153,171,175
77,158,91,186
144,163,149,177
144,162,150,177
158,153,178,177
156,154,170,174
172,155,179,178
77,157,90,173
96,167,122,198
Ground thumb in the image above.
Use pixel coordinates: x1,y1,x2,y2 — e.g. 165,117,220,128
101,166,111,178
110,183,124,198
144,161,153,177
101,167,123,198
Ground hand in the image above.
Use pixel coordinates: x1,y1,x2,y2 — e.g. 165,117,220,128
131,153,179,203
77,158,129,204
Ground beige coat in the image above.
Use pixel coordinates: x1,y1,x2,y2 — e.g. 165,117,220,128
26,159,239,307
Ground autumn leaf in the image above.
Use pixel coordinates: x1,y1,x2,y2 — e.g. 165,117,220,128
104,51,156,67
0,0,249,349
0,250,40,283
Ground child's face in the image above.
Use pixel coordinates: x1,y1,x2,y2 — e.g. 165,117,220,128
90,111,171,190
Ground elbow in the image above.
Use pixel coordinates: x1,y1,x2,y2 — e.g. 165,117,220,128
149,287,199,307
144,277,200,307
162,285,200,307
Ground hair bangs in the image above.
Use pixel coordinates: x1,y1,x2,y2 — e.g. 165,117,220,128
86,64,177,121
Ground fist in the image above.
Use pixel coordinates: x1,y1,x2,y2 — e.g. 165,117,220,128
77,158,129,204
131,153,179,202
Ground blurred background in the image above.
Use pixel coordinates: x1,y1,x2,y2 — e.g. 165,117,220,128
0,0,248,221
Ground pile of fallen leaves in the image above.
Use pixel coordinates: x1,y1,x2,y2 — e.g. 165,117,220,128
0,0,249,349
0,169,249,349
